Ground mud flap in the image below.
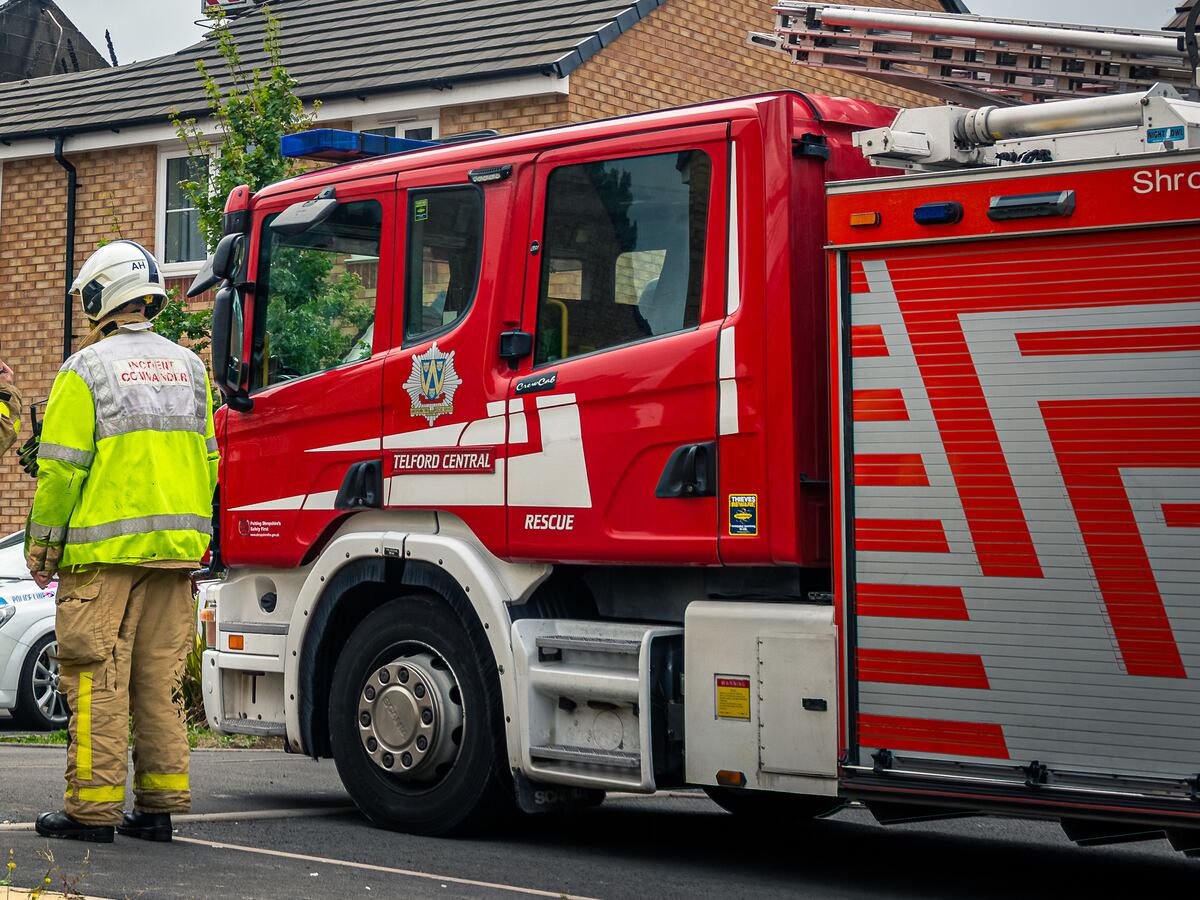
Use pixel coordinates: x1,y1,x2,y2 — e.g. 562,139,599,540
513,772,605,815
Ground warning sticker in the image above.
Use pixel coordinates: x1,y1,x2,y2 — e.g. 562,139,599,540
414,197,429,222
728,494,758,536
715,675,751,720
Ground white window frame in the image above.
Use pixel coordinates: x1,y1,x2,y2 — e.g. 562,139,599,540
156,147,213,277
351,113,440,142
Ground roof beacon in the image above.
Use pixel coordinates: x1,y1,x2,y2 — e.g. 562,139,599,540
280,129,439,163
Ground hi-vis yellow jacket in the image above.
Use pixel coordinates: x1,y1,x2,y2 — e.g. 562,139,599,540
28,323,219,568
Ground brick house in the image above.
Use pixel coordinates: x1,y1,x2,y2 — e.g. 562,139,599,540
0,0,961,531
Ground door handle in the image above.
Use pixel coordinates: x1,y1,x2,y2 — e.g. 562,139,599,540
655,441,716,498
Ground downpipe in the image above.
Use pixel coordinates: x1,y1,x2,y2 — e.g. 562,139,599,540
53,134,77,362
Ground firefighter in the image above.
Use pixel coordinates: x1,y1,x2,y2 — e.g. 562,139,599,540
27,241,219,844
0,360,20,457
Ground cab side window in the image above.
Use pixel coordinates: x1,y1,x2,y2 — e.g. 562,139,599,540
253,199,382,390
534,150,712,365
404,187,483,343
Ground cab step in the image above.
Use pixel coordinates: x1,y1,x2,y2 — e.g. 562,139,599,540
513,620,683,793
536,634,641,656
529,744,641,769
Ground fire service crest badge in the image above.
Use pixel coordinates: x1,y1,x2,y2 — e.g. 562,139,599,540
404,343,461,425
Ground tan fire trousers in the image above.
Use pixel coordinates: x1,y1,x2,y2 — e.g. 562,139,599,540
55,565,195,825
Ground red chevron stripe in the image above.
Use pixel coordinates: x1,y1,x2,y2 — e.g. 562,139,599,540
859,714,1008,759
858,648,989,689
857,583,968,620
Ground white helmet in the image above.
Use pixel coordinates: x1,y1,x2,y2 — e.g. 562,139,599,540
70,240,167,323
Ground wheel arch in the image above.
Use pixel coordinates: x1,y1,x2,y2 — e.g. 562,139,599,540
290,529,544,768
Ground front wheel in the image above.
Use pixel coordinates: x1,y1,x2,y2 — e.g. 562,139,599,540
328,594,512,836
14,633,69,731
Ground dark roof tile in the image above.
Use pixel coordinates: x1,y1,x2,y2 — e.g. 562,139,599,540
0,0,665,141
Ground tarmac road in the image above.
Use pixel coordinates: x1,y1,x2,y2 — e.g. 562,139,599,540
0,737,1196,899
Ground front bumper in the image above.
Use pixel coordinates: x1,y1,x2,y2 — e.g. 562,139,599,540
201,649,287,737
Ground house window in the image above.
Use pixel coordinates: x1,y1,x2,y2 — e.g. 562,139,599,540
162,154,209,266
357,120,439,142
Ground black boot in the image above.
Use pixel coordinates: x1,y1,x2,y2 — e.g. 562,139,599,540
117,810,173,842
35,811,115,843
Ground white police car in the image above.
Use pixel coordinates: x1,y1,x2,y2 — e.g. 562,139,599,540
0,531,67,730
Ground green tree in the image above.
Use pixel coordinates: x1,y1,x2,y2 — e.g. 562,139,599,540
160,2,373,380
173,5,319,249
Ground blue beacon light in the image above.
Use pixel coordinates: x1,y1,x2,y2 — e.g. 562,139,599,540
280,129,440,163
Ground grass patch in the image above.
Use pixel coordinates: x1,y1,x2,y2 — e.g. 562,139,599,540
0,727,278,751
0,730,67,746
187,726,282,750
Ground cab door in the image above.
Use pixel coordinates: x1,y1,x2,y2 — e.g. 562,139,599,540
380,156,533,558
507,126,729,564
222,175,396,567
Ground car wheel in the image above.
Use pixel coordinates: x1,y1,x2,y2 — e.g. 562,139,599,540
328,594,512,836
14,633,69,731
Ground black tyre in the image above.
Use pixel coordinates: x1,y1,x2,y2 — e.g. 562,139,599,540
328,594,512,836
13,633,69,731
704,786,844,819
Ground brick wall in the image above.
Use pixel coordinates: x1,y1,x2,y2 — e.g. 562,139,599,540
567,0,945,121
0,145,156,532
440,94,569,138
440,0,946,135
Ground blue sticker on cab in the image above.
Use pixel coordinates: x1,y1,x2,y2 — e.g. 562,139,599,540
728,494,758,536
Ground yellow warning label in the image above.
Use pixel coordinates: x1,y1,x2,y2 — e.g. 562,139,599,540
715,675,751,720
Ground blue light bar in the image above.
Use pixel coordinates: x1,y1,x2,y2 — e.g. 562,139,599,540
280,129,440,163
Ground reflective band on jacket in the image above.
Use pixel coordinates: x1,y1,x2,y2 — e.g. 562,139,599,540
137,773,190,792
206,436,218,453
28,521,67,543
77,671,93,781
67,513,213,546
38,442,94,466
96,413,205,441
71,785,126,803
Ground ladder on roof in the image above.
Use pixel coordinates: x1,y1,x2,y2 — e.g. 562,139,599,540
750,2,1199,107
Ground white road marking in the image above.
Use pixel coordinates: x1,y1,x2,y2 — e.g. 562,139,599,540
172,836,601,899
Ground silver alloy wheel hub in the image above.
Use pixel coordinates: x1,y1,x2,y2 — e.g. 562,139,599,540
357,649,464,779
33,640,68,724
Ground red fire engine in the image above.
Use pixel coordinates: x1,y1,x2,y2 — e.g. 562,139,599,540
195,3,1200,852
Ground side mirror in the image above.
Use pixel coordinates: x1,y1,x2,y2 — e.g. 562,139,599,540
187,233,246,298
212,232,246,281
270,187,338,237
211,284,251,411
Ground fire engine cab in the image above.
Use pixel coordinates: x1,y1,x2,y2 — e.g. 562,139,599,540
196,3,1200,852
